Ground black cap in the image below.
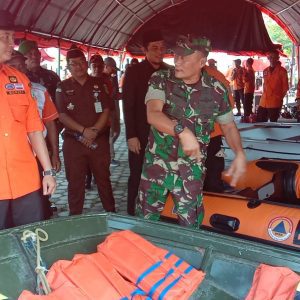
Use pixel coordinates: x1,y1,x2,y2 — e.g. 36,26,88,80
104,57,119,70
90,54,104,65
142,29,164,47
246,58,254,65
0,10,24,31
66,45,85,61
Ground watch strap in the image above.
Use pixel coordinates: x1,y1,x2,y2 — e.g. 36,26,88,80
42,169,56,176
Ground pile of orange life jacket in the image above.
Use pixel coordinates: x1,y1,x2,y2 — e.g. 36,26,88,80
19,230,205,300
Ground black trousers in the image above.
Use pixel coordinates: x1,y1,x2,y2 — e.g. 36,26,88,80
244,93,254,117
0,189,44,230
256,106,281,122
203,135,224,193
233,89,244,112
63,136,115,215
127,144,146,216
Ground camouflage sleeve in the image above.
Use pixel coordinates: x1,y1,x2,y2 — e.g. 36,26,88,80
145,71,166,104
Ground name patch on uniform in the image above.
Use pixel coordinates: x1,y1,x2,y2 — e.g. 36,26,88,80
6,90,26,95
8,76,18,83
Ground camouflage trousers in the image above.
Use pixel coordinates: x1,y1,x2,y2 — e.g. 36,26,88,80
137,153,205,229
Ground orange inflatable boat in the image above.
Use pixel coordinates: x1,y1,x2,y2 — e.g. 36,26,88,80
161,158,300,250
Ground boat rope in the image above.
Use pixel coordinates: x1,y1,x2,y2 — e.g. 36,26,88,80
21,228,51,295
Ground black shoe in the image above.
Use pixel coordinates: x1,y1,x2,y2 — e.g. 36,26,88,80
127,210,135,216
234,112,241,116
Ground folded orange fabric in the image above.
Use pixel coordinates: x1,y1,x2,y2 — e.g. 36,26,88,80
98,230,205,300
19,252,147,300
246,263,300,300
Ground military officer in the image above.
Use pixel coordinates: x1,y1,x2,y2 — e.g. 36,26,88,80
137,35,246,228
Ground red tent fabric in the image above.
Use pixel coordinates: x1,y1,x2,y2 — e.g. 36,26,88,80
10,0,280,56
40,49,55,62
126,0,279,56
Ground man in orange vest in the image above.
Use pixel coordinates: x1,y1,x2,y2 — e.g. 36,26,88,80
0,10,56,229
231,59,245,116
257,50,288,122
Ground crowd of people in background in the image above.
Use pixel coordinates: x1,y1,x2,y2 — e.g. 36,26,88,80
1,9,299,230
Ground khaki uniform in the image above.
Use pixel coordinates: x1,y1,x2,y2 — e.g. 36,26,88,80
56,76,115,214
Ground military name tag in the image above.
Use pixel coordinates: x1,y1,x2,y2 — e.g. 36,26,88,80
94,101,102,113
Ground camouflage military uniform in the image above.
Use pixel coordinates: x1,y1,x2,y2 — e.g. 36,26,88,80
137,68,233,228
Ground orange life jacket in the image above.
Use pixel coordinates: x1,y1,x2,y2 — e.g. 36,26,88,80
19,252,147,300
98,230,205,300
246,264,300,300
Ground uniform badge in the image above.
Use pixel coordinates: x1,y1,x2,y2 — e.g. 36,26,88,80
8,76,17,83
5,83,15,90
14,83,24,90
67,103,75,110
66,90,75,96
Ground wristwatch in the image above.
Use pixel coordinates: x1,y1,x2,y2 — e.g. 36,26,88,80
174,122,185,136
42,169,56,177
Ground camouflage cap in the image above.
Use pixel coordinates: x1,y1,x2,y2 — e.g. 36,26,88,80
172,34,212,57
18,40,38,55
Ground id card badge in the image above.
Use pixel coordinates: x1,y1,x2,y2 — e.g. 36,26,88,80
94,101,102,113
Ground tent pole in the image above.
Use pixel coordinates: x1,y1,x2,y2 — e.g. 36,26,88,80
290,44,295,88
297,45,300,80
58,40,61,78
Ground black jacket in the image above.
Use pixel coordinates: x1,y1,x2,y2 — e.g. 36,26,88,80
122,59,169,146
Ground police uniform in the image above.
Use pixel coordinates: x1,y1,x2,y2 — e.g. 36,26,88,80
56,76,115,215
137,68,233,228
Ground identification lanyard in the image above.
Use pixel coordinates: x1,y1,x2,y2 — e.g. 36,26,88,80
93,89,102,113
